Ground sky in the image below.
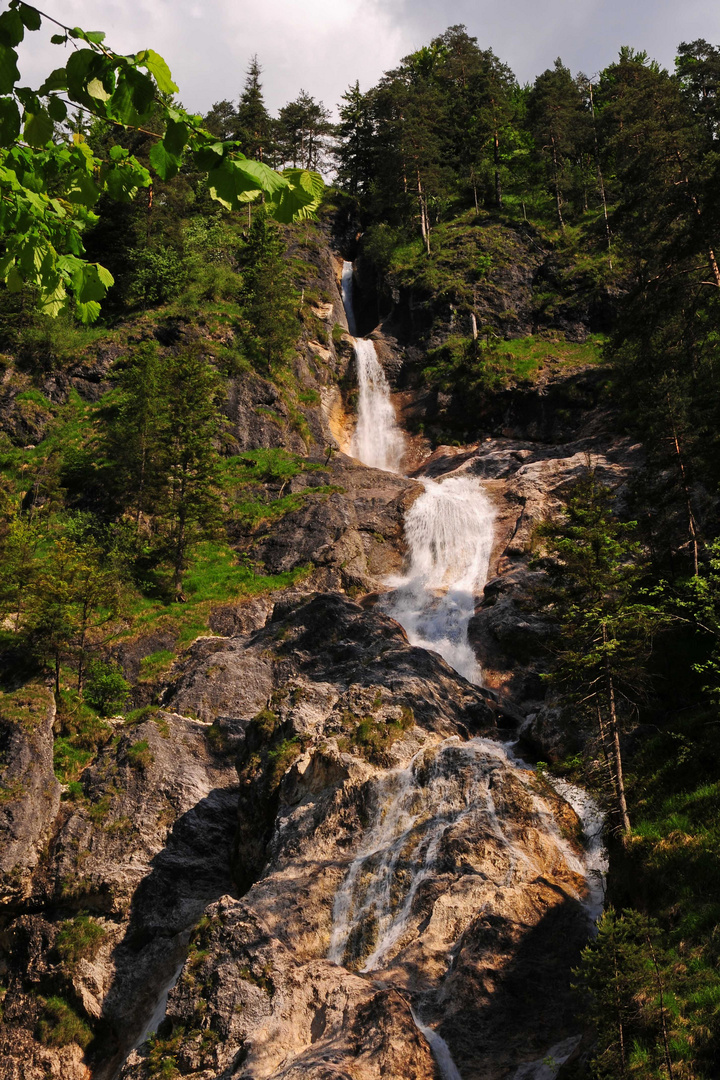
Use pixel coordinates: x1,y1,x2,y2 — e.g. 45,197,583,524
16,0,720,117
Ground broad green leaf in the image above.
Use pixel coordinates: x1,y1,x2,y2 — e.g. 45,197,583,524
0,44,19,94
193,141,224,170
234,157,291,196
76,299,101,323
6,265,22,292
0,252,15,278
73,261,114,303
149,138,179,181
164,117,188,156
0,10,24,47
18,4,42,31
66,49,100,101
269,170,324,223
87,77,111,102
19,237,52,274
206,157,285,211
47,96,67,122
109,144,128,161
66,171,100,207
38,66,68,94
0,96,20,145
124,66,155,118
23,108,54,147
50,34,67,45
104,160,149,202
136,48,178,94
69,28,105,44
40,277,67,317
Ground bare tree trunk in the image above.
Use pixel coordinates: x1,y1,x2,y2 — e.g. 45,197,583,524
417,171,431,255
645,933,675,1080
603,622,631,834
550,136,565,231
493,129,502,208
589,83,613,270
666,393,700,575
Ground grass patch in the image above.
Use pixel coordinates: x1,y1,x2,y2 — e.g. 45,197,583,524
37,995,93,1049
55,914,106,967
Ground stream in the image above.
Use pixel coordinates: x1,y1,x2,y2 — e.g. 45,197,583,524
337,260,607,1079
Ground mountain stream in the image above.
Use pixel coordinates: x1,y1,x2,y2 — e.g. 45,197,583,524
337,261,606,1079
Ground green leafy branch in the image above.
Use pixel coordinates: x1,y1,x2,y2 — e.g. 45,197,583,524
0,1,323,321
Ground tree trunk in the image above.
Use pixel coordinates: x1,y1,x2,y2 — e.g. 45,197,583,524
55,652,61,696
589,83,613,269
493,129,502,208
417,171,431,255
603,622,631,834
551,136,565,231
645,933,675,1079
666,394,700,575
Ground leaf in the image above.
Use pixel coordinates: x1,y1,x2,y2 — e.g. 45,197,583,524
38,66,68,94
66,171,100,207
148,139,177,181
0,252,15,278
206,157,289,211
65,49,100,100
0,10,24,47
40,277,68,317
109,144,128,161
23,108,54,147
87,77,110,102
136,49,178,94
0,96,21,146
18,4,42,31
269,170,324,223
50,34,67,44
47,96,67,122
193,141,224,170
73,262,114,303
124,66,155,118
0,44,19,94
6,265,22,292
76,299,101,323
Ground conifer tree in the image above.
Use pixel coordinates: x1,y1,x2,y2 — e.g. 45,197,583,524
238,208,299,375
537,472,664,834
276,91,333,171
334,81,375,197
236,56,272,161
527,59,590,229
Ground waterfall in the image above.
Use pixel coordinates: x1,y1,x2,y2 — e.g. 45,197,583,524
385,475,495,685
342,260,405,473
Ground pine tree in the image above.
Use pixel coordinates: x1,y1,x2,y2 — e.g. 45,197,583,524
203,99,238,141
236,56,272,161
238,207,299,375
334,81,375,197
536,471,664,834
527,59,590,229
276,91,333,171
154,346,223,600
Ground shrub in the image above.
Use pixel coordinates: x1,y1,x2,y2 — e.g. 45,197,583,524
126,245,187,307
83,659,130,717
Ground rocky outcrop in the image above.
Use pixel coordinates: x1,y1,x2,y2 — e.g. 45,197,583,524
118,594,596,1080
0,684,60,902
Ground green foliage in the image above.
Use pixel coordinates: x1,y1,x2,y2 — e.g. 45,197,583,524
37,995,93,1049
55,914,106,967
126,738,153,769
83,658,130,715
125,245,187,308
0,4,322,321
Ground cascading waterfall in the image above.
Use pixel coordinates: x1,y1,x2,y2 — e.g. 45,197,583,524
342,261,406,473
385,475,495,684
334,260,606,1080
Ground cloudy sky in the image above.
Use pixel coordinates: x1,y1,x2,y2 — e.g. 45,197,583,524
17,0,720,117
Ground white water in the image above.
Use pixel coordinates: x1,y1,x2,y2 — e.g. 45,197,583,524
343,260,406,473
328,738,517,973
335,261,606,1080
385,475,495,684
351,337,406,472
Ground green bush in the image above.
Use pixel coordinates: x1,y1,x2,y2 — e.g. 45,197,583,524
83,659,130,717
126,245,187,307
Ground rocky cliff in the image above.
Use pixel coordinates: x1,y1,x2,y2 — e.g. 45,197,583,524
0,217,633,1080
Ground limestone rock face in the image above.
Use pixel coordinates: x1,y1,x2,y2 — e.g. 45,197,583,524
118,595,596,1080
0,685,60,901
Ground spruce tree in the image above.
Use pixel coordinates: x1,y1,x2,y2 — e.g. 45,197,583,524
239,208,299,375
236,56,272,161
334,81,375,197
